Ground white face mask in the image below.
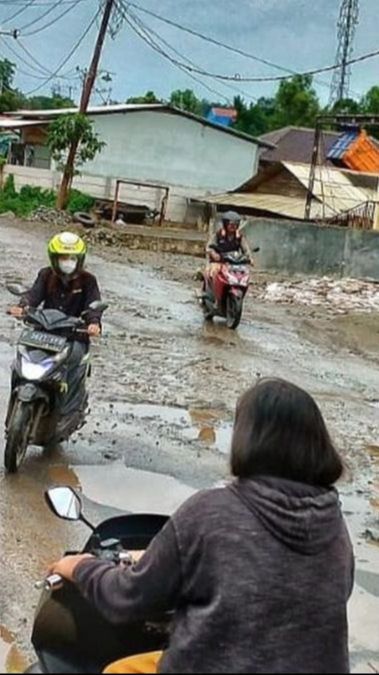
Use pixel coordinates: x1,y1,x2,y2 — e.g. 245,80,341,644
58,258,78,276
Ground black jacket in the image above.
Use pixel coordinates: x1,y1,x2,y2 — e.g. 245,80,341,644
23,267,102,327
75,478,354,674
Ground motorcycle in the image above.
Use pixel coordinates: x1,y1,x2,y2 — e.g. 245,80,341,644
201,248,260,329
5,284,108,474
26,486,170,674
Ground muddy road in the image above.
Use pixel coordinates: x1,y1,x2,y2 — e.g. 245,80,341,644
0,221,378,672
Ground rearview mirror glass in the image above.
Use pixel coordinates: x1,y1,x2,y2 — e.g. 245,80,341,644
88,301,109,313
7,283,28,297
45,487,82,522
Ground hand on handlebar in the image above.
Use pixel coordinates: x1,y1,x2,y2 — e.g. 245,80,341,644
87,323,101,338
48,554,95,583
8,305,25,318
209,251,221,263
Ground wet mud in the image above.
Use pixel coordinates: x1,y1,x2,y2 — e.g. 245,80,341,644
0,221,377,671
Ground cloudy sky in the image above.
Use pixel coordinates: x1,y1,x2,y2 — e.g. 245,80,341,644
0,0,378,105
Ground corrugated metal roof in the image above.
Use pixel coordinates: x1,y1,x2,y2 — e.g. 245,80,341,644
204,192,332,220
260,126,341,164
327,131,359,160
6,104,272,148
203,162,379,220
283,161,378,213
8,103,166,118
342,131,379,173
0,119,49,129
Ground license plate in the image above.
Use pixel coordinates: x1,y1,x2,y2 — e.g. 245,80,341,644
19,330,67,353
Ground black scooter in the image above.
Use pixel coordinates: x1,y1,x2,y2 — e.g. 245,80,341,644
26,487,170,674
5,284,108,473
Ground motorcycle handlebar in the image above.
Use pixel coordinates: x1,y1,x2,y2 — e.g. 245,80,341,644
35,574,64,592
35,551,134,593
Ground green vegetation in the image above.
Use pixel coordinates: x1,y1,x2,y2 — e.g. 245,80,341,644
0,175,94,218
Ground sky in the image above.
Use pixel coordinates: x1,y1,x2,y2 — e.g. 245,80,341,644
0,0,378,107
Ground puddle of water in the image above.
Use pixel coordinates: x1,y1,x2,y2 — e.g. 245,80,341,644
0,626,28,674
108,402,234,456
367,445,379,461
48,465,81,490
75,463,196,515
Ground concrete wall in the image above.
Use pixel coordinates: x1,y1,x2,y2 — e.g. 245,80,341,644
243,217,379,281
7,109,262,223
3,165,204,223
84,111,260,193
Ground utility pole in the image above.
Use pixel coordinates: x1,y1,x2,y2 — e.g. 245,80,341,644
57,0,116,209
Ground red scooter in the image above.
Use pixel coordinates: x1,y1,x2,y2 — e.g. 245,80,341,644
201,249,259,329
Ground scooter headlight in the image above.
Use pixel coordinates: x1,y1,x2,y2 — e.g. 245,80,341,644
21,358,54,381
20,347,69,381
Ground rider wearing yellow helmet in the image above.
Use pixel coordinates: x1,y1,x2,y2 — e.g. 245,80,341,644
9,232,103,431
10,231,101,336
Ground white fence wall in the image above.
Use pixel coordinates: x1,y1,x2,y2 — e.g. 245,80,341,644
3,165,205,223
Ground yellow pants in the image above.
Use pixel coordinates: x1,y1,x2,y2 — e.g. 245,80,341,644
104,652,162,674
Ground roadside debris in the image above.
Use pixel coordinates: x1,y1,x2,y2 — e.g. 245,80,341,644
30,206,73,228
256,278,379,314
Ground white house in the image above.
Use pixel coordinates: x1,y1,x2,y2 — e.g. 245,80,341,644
2,104,272,223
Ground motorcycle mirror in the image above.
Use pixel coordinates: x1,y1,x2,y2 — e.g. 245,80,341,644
6,283,29,297
90,301,109,313
82,301,109,318
45,487,82,522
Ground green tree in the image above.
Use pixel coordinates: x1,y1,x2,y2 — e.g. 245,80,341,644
47,113,105,209
170,89,203,115
0,59,16,94
329,98,362,115
127,90,160,104
361,86,379,115
28,94,75,110
269,75,320,129
234,95,274,137
0,89,25,113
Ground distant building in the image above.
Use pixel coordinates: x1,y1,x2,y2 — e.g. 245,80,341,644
207,107,237,128
259,126,340,165
0,104,271,223
203,160,379,229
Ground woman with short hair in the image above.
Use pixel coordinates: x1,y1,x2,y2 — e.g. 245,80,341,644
50,378,354,674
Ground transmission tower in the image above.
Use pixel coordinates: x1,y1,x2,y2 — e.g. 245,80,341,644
329,0,359,106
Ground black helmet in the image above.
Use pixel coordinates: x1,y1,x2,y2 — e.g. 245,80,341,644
221,211,242,227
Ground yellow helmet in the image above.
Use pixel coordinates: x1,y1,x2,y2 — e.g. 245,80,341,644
48,231,87,274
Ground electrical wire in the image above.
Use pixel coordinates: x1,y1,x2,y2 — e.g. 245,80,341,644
127,7,259,104
119,0,379,84
1,0,35,25
23,6,100,95
22,0,84,37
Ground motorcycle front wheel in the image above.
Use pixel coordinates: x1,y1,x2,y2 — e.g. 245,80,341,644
226,294,243,330
4,401,34,473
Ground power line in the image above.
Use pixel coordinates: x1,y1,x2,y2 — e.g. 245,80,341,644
19,0,64,31
127,7,259,104
125,10,231,104
126,1,362,97
120,0,379,85
24,6,100,95
22,0,85,36
1,0,35,24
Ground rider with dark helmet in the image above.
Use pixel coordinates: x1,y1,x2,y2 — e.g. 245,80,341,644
206,211,252,272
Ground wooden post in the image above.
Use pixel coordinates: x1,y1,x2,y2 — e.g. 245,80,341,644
112,180,121,223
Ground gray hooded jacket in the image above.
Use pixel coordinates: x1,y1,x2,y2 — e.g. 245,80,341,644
75,478,354,674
